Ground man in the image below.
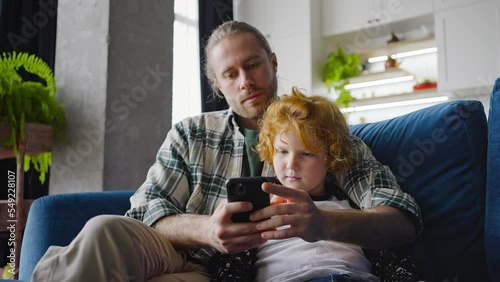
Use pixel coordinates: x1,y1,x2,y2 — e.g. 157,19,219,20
32,21,421,282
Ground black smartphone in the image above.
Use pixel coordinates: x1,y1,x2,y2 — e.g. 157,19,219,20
226,176,277,222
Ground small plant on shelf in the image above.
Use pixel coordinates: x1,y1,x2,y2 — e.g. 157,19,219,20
323,48,362,108
0,51,65,183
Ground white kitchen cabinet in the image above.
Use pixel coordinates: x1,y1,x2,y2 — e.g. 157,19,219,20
322,0,381,37
322,0,433,37
434,0,488,12
435,0,500,94
383,0,433,23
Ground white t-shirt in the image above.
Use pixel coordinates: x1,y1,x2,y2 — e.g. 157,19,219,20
254,199,380,282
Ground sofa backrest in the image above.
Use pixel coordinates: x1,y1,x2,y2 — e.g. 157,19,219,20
350,100,489,281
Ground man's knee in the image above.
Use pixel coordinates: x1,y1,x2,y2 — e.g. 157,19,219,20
83,215,134,236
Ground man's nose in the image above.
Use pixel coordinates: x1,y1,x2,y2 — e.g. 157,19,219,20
239,70,255,90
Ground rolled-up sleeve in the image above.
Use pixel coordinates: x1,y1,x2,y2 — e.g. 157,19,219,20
338,137,423,236
125,123,191,226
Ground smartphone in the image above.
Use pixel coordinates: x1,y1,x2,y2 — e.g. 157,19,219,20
226,176,277,223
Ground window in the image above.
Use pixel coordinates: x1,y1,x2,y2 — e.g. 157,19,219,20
172,0,201,124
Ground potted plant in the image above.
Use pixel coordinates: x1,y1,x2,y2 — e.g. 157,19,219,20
323,48,362,108
0,51,65,183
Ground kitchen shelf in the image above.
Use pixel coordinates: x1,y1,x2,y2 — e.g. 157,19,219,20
349,88,440,107
347,68,415,86
357,36,436,61
342,88,447,114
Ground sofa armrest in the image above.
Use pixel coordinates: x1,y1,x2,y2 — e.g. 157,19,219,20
486,78,500,281
19,190,134,281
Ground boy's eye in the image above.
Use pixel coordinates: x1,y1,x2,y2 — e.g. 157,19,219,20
302,152,313,157
275,149,287,154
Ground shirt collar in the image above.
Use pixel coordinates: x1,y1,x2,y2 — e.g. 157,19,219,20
227,108,238,131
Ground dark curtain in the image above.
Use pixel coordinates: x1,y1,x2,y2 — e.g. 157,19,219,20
198,0,232,113
0,0,57,71
0,0,58,199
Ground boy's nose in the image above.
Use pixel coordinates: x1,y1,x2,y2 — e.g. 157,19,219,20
286,155,299,171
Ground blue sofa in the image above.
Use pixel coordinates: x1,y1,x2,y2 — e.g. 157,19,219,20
19,78,500,281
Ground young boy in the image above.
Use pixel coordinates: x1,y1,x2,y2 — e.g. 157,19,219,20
253,87,376,281
210,87,418,281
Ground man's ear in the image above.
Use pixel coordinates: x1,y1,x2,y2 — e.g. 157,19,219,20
214,81,226,99
271,53,278,72
215,79,221,92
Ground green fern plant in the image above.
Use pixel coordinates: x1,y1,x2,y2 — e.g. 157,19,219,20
0,51,65,183
323,48,362,108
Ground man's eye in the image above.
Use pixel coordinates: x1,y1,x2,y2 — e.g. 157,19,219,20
224,72,236,79
247,61,259,69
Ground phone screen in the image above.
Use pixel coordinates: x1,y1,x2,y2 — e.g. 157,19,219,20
226,176,276,222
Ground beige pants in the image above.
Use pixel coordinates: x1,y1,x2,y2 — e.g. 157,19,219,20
31,215,210,282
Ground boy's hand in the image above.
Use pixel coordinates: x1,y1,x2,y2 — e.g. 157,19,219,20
270,194,288,205
250,183,326,243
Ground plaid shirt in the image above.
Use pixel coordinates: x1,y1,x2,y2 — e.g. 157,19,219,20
125,109,422,264
335,136,422,234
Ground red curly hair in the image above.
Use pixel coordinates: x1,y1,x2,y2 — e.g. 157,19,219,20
256,87,356,173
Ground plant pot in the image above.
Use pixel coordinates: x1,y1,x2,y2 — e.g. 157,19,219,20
0,122,53,159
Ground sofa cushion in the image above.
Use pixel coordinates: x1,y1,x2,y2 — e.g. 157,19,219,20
350,100,488,281
486,78,500,282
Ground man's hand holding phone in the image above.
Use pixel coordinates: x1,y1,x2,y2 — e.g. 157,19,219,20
226,177,276,223
206,177,276,254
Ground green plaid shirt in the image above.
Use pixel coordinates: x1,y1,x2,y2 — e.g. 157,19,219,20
125,109,422,263
335,136,422,234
